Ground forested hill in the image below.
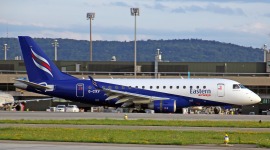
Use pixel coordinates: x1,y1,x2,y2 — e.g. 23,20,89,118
0,37,263,62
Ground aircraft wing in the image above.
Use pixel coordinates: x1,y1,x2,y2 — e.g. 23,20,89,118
89,77,170,107
102,88,170,107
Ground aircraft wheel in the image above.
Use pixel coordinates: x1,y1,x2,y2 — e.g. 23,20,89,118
132,110,139,113
15,105,21,111
214,107,221,114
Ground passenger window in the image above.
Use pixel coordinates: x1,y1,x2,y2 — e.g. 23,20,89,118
150,86,153,89
203,86,206,89
176,86,179,89
170,86,173,89
122,86,125,89
108,86,112,89
163,86,166,89
142,86,145,89
128,86,132,89
190,86,193,89
156,86,159,89
183,86,186,89
115,86,118,89
196,86,199,89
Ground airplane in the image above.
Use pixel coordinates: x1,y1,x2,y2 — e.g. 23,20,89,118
0,92,15,108
14,36,261,113
0,91,54,111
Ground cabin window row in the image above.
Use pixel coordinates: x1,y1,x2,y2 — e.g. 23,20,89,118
92,85,207,90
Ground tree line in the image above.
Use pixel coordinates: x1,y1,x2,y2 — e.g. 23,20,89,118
0,37,263,62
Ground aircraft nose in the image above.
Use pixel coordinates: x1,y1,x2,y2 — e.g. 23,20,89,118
250,93,261,104
254,94,261,103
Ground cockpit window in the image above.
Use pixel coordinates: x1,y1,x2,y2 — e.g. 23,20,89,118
239,84,246,89
233,84,245,89
233,84,240,89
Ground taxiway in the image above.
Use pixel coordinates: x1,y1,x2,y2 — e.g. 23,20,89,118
0,140,267,150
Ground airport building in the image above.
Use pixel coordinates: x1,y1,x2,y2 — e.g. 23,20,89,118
0,60,270,114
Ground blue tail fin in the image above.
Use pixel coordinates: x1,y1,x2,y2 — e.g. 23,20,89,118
18,36,77,82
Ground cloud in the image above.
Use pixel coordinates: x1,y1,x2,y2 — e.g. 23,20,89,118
172,4,245,15
110,1,131,7
156,0,270,3
0,19,60,29
33,30,89,40
96,1,247,16
1,22,266,48
264,13,270,17
234,22,270,35
152,3,167,10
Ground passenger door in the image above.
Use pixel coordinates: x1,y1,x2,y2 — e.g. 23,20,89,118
76,83,84,97
217,83,225,97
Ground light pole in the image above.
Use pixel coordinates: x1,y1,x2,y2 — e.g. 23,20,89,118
155,49,162,79
87,12,95,62
2,44,9,60
52,39,59,61
262,44,269,62
130,8,139,78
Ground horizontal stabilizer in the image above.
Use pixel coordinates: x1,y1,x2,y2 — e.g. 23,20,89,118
17,97,55,103
15,79,52,90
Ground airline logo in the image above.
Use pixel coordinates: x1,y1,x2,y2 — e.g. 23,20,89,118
92,80,98,87
190,88,211,97
218,85,222,90
31,48,53,77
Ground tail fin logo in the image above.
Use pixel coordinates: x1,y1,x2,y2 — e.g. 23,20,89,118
31,48,53,77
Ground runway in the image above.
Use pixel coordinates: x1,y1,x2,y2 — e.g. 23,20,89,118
0,140,266,150
0,112,269,150
0,111,269,121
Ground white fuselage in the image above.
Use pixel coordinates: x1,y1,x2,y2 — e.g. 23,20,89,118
96,78,261,106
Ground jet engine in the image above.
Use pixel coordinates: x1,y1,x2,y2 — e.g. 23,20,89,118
148,100,176,113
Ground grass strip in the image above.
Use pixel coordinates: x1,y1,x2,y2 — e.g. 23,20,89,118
0,127,269,148
0,119,269,128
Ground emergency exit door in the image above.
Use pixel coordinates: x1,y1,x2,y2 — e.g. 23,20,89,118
76,83,84,97
217,83,225,97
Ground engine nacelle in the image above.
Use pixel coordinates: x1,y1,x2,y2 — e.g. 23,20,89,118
148,100,176,113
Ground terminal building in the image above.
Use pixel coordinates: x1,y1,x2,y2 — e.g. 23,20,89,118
0,57,270,114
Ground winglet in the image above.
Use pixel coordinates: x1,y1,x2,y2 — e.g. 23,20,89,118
88,76,102,89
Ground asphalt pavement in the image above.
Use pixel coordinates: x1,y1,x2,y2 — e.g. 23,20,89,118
0,111,269,150
0,140,267,150
0,111,269,121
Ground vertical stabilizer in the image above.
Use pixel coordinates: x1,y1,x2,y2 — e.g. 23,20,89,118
18,36,77,82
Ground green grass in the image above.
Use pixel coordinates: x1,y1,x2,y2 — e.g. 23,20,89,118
0,119,269,128
0,127,269,147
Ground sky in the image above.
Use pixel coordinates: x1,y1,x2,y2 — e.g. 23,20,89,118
1,0,270,48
